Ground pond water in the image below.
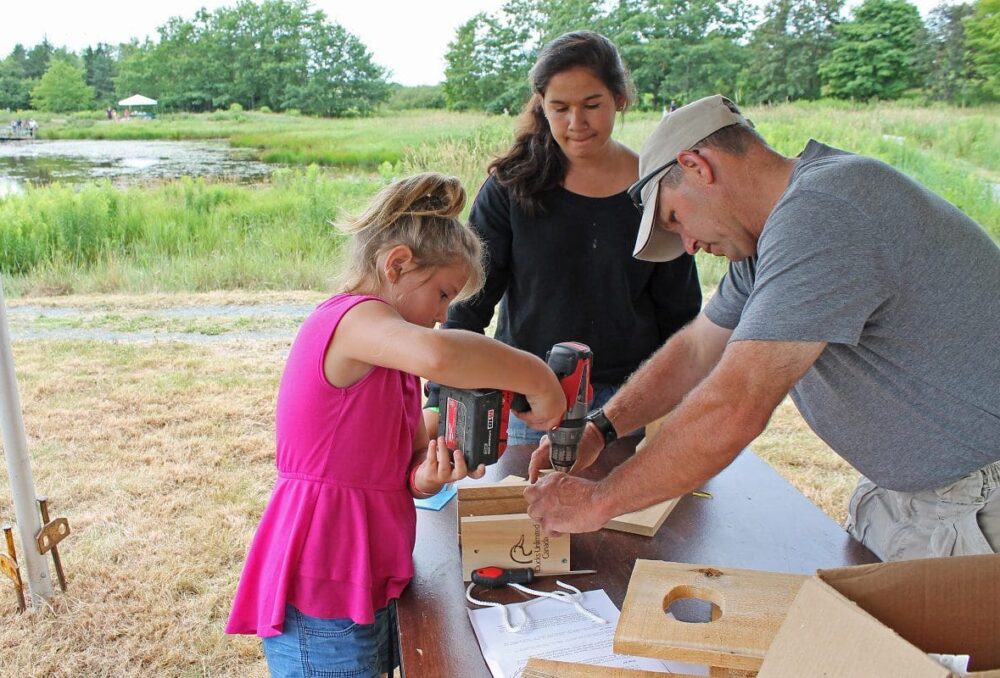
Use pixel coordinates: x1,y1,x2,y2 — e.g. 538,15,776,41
0,139,275,197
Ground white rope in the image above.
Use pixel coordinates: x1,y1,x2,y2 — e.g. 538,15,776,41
466,582,530,632
509,580,608,626
465,580,608,633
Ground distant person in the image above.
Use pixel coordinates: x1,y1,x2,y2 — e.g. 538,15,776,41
225,173,565,677
106,106,113,120
27,119,36,138
423,31,701,447
669,99,678,112
525,94,1000,562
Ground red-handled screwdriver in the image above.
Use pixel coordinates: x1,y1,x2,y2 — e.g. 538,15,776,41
470,566,597,588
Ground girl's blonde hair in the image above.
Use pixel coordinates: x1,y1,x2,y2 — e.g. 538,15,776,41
337,173,485,301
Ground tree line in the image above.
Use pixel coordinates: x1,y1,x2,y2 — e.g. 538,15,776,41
446,0,999,112
0,0,388,116
1,0,997,116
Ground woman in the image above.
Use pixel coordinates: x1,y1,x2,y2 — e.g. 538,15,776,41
425,31,701,446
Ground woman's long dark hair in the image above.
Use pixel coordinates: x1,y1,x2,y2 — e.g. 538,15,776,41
489,31,635,215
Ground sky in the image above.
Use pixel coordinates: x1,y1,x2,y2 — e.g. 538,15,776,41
0,0,955,87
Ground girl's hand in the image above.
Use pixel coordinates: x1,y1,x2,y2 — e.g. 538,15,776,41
413,436,486,496
519,377,566,431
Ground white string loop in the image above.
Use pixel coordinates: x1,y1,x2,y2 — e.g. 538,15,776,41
465,580,608,633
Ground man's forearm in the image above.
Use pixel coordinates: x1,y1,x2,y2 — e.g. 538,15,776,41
604,315,727,435
591,374,761,521
591,338,824,522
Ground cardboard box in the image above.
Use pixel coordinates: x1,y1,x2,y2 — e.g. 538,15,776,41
758,554,1000,677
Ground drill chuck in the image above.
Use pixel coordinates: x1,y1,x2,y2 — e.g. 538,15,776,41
548,421,585,472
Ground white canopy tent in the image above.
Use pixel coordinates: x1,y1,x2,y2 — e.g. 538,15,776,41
118,94,157,107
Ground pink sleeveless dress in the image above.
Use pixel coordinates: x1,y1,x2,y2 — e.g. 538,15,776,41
226,294,421,637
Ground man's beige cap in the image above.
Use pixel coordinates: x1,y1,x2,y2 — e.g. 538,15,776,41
633,95,750,262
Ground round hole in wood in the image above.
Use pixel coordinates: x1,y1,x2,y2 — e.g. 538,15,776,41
663,585,723,623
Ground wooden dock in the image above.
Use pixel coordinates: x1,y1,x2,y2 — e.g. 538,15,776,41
0,131,35,142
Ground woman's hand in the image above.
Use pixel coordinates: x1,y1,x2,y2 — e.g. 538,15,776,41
412,436,486,496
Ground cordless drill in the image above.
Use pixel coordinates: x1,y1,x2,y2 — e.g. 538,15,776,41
437,342,593,472
528,342,593,472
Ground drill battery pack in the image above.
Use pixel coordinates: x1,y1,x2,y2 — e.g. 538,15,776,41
437,386,510,470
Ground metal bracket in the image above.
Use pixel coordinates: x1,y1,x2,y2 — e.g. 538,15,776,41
35,498,69,592
35,517,70,554
1,525,25,613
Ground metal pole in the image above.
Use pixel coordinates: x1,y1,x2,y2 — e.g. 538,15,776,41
0,279,53,606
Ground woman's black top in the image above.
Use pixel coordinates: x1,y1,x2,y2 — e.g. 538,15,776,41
425,175,701,407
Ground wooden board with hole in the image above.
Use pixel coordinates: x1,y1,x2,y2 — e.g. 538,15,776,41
523,657,704,678
614,560,806,673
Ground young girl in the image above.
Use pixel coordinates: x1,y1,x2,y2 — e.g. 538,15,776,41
225,173,564,677
424,31,701,446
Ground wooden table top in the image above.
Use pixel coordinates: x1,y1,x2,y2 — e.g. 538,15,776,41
396,439,877,677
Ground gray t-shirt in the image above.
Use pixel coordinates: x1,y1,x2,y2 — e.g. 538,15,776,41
705,140,1000,492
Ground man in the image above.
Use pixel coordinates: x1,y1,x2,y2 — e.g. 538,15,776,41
524,94,1000,561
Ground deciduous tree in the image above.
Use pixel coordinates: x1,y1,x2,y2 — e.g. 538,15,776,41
745,0,844,103
31,58,95,112
964,0,1000,100
819,0,927,100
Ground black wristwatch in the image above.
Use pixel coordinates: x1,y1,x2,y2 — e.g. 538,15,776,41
585,407,618,446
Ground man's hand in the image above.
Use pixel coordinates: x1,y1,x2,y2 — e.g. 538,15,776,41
528,423,605,482
524,472,611,536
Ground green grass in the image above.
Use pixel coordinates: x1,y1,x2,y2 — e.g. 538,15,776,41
3,104,998,294
37,109,511,168
0,167,379,294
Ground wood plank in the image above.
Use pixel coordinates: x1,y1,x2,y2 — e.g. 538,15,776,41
523,657,702,678
457,480,529,517
605,496,682,537
614,560,805,672
459,513,571,580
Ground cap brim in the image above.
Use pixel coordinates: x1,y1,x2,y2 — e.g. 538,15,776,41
632,184,685,262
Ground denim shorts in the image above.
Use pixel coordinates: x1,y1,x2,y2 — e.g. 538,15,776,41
262,602,398,678
507,383,621,446
845,459,1000,561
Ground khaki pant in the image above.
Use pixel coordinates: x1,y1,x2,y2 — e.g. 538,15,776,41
845,460,1000,561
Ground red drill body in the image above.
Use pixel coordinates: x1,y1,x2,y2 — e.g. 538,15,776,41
438,342,593,472
539,342,593,472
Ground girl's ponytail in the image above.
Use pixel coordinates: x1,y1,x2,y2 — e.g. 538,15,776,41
343,174,465,234
337,173,484,300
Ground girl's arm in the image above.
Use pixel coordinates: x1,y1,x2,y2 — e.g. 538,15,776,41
328,299,565,431
424,177,513,424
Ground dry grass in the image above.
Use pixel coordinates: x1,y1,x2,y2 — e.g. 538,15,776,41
0,334,283,676
0,293,858,676
753,398,860,524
